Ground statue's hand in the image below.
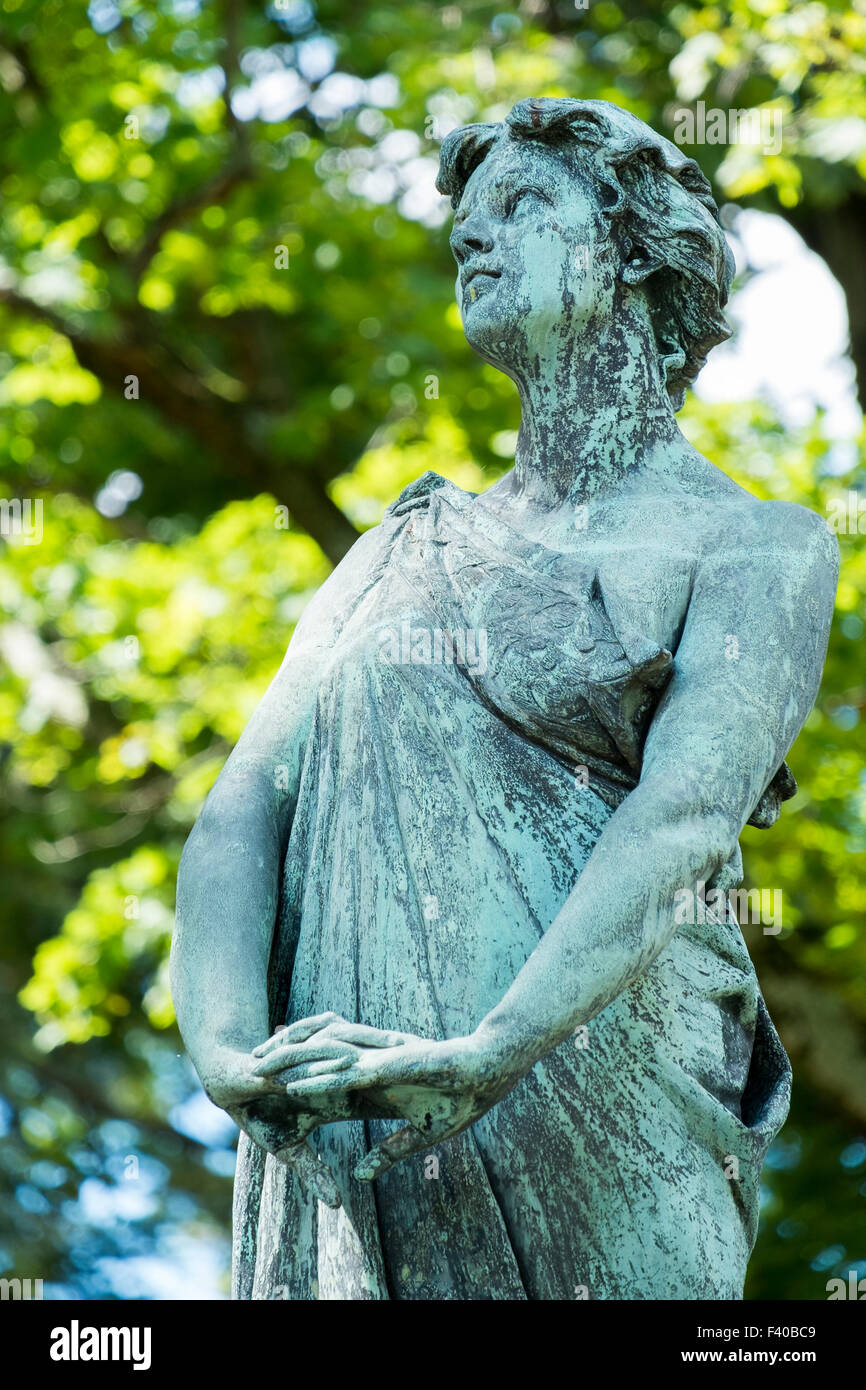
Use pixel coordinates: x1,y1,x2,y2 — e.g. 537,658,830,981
200,1031,361,1209
225,1098,346,1209
251,1014,524,1181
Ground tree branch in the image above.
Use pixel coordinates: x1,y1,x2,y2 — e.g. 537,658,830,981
130,159,253,280
0,285,360,564
220,0,251,162
787,195,866,415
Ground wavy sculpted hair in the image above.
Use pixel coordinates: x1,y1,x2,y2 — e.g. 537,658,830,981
436,98,735,412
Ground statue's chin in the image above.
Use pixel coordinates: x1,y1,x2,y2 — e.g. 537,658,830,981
462,287,573,372
462,304,523,371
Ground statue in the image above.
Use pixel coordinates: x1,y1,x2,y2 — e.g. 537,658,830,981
170,98,838,1299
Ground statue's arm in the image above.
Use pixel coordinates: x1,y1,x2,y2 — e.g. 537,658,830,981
476,503,839,1070
170,527,377,1107
170,646,318,1105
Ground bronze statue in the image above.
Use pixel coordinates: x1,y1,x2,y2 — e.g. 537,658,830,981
171,99,838,1299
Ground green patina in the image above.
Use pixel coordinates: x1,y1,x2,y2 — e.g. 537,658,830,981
171,100,838,1300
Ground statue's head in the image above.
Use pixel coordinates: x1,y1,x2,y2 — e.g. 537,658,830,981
436,98,734,411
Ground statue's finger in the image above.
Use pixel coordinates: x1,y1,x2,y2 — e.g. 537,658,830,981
252,1040,356,1076
324,1023,407,1049
274,1056,357,1083
353,1123,435,1181
250,1024,290,1057
278,1140,342,1209
280,1048,413,1097
283,1070,366,1099
252,1013,342,1056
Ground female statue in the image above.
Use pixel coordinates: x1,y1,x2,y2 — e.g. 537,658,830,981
171,98,838,1299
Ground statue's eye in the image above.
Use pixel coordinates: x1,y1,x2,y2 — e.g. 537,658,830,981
505,187,546,216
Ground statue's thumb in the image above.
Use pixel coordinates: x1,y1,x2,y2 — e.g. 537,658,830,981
279,1139,342,1209
354,1123,430,1181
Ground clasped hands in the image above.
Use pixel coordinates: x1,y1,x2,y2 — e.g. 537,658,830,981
213,1012,521,1209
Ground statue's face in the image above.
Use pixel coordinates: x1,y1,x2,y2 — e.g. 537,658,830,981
449,138,611,378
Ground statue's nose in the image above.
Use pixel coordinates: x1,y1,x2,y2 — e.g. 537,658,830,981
450,213,494,264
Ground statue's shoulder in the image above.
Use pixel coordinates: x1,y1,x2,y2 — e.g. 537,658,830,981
303,474,459,622
687,486,839,590
758,498,839,572
287,522,388,656
384,470,452,519
664,451,839,587
729,496,839,589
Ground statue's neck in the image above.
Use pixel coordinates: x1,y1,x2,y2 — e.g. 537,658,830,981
507,321,681,510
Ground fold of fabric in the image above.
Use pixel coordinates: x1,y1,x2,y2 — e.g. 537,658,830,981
231,472,792,1301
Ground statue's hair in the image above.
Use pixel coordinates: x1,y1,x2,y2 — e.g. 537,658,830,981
436,98,735,410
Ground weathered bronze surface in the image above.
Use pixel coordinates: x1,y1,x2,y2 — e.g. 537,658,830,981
171,99,838,1300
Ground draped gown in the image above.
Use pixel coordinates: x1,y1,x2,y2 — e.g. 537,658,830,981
231,470,792,1301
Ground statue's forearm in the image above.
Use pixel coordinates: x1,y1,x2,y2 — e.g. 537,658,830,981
475,782,738,1070
172,788,283,1082
171,643,323,1086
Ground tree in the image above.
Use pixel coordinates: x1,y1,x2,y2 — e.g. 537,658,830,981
0,0,863,1298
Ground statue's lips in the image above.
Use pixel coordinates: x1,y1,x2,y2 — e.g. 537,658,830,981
462,268,501,299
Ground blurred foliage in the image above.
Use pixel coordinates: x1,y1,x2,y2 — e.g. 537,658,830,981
0,0,864,1299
